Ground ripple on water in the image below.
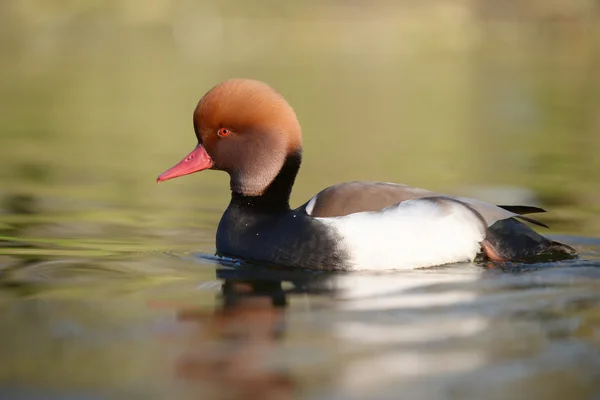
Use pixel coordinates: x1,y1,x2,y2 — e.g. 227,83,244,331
0,233,599,399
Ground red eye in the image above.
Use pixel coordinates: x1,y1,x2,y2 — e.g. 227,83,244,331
217,128,231,137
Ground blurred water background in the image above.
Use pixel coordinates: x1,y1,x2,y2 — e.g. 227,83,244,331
1,1,600,399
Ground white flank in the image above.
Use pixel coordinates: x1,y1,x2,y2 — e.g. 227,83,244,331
316,198,487,270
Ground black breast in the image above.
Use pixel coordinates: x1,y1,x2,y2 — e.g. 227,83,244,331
216,207,349,270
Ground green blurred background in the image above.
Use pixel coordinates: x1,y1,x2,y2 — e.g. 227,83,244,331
1,0,599,248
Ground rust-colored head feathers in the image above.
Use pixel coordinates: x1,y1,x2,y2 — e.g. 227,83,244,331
194,79,302,151
157,79,303,196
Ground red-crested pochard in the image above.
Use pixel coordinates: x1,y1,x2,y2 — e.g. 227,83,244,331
157,79,577,270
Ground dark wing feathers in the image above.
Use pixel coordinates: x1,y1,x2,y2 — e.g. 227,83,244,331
498,205,549,228
513,215,549,229
497,205,547,215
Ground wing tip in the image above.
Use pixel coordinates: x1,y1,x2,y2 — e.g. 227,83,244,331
515,215,550,229
498,205,548,215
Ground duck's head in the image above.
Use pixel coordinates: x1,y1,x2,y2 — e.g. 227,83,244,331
157,79,302,196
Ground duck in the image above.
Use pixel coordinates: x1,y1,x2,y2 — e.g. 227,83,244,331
157,79,577,271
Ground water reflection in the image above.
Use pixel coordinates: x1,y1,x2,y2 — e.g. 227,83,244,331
169,260,600,400
0,251,598,398
175,268,296,400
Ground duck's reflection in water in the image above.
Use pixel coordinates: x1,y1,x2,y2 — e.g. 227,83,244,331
174,268,331,400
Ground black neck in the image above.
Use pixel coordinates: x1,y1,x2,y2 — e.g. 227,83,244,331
230,151,302,213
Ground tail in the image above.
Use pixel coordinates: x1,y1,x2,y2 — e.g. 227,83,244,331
480,218,578,263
